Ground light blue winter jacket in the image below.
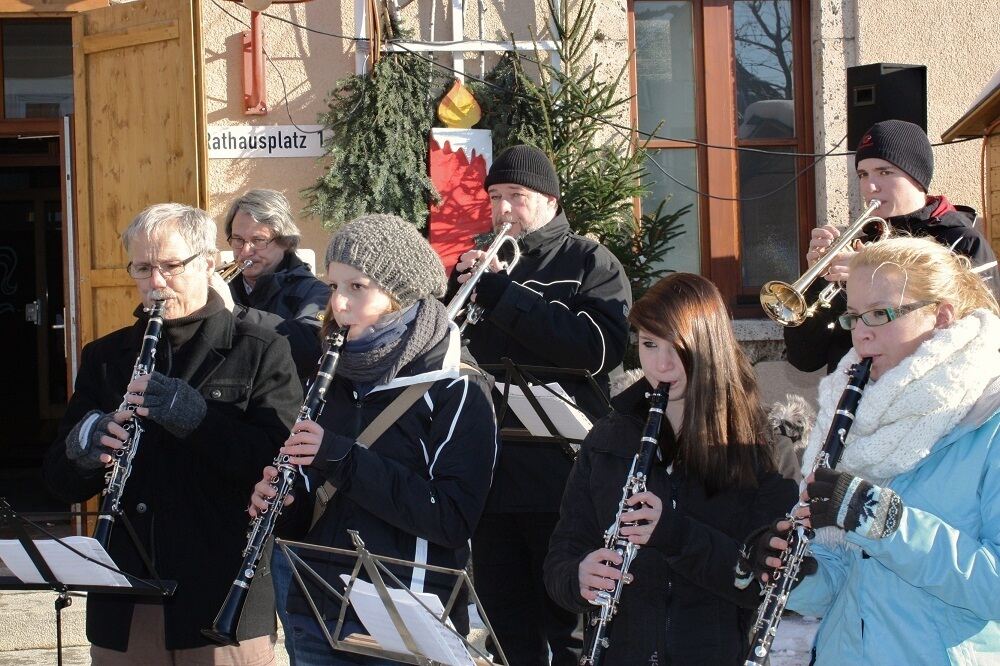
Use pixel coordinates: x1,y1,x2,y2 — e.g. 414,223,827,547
788,379,1000,665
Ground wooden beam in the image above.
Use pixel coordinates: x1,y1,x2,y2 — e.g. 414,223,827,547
81,19,178,55
0,0,107,13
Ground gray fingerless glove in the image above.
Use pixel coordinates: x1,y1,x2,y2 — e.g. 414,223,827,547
808,467,903,540
142,371,207,438
65,410,116,470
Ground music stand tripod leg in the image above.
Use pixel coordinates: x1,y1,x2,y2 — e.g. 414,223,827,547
55,590,72,666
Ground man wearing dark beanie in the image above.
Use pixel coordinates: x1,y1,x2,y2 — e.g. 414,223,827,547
785,119,1000,373
450,144,631,665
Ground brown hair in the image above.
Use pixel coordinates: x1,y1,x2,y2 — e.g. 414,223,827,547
629,273,772,492
850,236,999,318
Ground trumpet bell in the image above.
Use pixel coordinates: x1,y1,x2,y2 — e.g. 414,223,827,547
218,259,253,283
760,280,808,327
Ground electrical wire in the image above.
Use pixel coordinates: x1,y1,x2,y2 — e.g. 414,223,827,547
210,1,984,203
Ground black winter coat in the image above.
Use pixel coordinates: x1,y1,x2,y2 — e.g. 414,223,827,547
43,303,302,651
454,212,631,513
230,252,331,381
282,327,498,635
544,379,798,665
785,196,1000,373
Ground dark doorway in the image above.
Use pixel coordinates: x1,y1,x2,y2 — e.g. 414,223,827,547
0,135,67,514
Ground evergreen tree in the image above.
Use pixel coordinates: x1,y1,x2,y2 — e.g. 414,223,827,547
304,53,439,230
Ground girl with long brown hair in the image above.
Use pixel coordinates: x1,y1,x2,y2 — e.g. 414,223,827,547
544,272,797,664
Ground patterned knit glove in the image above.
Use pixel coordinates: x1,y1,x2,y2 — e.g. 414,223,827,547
807,467,903,540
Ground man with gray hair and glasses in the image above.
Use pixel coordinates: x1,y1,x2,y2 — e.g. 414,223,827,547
224,188,330,381
44,202,302,664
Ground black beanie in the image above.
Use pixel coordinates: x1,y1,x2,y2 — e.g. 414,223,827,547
854,120,933,192
483,145,561,199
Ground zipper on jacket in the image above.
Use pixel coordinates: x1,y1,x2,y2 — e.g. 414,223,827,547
663,467,680,659
353,389,364,437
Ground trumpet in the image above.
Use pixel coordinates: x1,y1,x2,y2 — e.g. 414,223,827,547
760,199,889,326
218,259,253,283
447,222,521,332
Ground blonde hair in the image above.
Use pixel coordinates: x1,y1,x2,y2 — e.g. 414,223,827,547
850,236,999,318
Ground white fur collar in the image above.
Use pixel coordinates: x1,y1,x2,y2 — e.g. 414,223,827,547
801,309,1000,484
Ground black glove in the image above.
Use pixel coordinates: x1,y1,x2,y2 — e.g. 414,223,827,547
309,430,355,473
472,271,512,310
807,467,903,540
734,520,817,590
65,410,119,470
141,371,207,438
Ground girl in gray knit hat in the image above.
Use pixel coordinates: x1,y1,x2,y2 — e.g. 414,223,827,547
248,213,498,665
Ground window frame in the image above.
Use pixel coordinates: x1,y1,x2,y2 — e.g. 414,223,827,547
628,0,815,315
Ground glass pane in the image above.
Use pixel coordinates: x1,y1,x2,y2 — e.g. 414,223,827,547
634,2,696,140
734,0,795,139
739,149,799,287
642,149,700,275
3,21,73,119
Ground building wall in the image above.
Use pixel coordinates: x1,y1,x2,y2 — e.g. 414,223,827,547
200,0,564,274
201,0,997,276
201,0,355,271
812,0,999,226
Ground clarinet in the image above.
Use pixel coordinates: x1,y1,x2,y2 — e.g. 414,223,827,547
203,326,349,646
743,357,873,666
93,299,166,549
580,384,669,666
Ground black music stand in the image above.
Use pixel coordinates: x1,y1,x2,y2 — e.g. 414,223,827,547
480,358,610,459
0,498,176,666
276,532,507,665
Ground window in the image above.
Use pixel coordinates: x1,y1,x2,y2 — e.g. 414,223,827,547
2,20,73,119
630,0,814,312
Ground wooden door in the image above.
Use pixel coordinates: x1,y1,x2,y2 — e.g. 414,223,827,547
72,0,207,347
71,0,206,532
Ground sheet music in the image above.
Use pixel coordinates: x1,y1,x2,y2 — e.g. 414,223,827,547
340,575,475,666
495,382,593,441
0,537,130,587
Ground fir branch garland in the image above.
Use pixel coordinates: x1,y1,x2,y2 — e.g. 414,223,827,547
304,53,439,230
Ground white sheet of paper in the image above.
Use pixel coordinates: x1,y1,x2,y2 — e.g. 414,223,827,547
0,537,130,587
340,576,475,666
494,382,593,441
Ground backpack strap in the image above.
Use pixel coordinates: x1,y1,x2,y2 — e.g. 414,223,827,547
310,363,481,527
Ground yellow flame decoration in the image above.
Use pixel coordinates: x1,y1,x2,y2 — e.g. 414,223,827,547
437,79,482,129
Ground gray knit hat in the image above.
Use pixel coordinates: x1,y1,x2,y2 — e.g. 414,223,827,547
324,214,447,306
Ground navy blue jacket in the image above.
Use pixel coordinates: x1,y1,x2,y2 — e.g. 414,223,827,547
230,252,331,381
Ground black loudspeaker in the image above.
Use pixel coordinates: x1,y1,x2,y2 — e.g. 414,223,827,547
846,63,927,150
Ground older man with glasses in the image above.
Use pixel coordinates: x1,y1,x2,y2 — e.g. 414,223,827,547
223,189,330,382
44,202,302,665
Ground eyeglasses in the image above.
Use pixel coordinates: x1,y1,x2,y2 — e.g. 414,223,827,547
837,300,937,330
227,235,280,251
126,252,202,279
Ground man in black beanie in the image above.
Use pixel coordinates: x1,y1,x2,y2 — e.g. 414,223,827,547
451,144,631,665
785,119,1000,374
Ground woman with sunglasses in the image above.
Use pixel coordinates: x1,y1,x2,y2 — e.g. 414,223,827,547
746,236,1000,663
